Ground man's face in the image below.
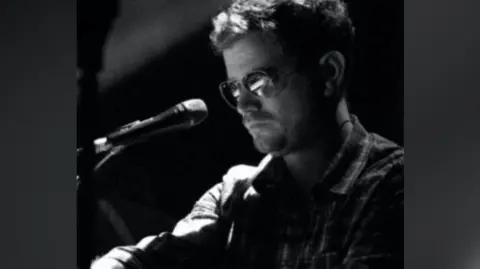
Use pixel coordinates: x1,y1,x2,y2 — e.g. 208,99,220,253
222,32,327,156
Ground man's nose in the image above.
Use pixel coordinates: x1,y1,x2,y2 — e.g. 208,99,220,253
236,87,262,116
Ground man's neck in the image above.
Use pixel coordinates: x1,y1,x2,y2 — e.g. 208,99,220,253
283,98,353,195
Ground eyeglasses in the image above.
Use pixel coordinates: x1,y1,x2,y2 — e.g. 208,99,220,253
219,68,292,110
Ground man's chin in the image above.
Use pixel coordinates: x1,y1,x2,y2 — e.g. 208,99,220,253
252,135,288,156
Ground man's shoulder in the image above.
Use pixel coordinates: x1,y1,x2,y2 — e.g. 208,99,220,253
221,155,273,185
207,155,271,201
342,133,404,214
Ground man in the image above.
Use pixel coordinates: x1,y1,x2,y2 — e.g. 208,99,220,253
92,0,403,268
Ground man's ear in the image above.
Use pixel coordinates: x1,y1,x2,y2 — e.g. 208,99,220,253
318,50,346,97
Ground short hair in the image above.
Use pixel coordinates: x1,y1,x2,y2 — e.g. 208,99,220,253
210,0,356,91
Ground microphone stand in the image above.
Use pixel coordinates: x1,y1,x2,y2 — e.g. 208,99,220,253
77,0,118,268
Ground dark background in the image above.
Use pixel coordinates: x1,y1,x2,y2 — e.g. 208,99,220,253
2,0,480,268
85,0,404,256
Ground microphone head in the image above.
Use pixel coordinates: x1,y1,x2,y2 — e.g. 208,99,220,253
180,99,208,126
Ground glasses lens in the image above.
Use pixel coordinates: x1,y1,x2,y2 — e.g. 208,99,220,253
219,81,240,109
219,71,274,109
244,72,271,97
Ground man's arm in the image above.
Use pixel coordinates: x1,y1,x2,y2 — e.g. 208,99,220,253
90,182,227,269
339,166,404,269
91,164,258,269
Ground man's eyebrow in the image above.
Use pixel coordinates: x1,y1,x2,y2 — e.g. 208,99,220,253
255,65,276,73
226,65,277,80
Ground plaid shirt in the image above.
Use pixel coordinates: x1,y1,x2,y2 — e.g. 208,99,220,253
97,116,403,269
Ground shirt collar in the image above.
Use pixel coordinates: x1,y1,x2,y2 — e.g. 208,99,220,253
319,115,372,195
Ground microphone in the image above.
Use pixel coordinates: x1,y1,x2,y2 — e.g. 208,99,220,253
78,99,208,154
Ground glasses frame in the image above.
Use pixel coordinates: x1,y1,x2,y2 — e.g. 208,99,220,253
219,68,292,110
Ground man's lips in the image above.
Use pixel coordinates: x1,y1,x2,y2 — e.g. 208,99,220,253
244,120,273,130
242,113,274,130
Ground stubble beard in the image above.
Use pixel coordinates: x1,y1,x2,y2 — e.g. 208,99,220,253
252,132,287,156
250,113,324,157
247,123,288,156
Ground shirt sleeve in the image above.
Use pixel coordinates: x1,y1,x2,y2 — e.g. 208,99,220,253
339,165,404,269
171,182,229,249
91,183,228,269
91,164,257,269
